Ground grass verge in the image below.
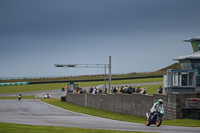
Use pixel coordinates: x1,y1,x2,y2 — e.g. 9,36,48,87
0,122,150,133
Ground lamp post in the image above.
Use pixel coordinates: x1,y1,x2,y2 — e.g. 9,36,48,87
109,56,111,93
54,56,111,92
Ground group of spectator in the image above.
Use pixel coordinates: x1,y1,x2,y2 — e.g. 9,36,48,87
110,85,147,94
66,87,87,94
84,85,150,95
67,85,163,95
111,85,135,94
89,87,103,94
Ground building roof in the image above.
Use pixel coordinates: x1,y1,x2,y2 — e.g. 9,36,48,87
184,36,200,42
173,51,200,60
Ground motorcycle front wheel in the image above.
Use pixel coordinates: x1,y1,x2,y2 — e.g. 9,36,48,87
156,115,162,127
145,118,151,126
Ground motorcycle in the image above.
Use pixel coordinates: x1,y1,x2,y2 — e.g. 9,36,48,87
145,108,164,127
44,93,51,99
18,95,21,101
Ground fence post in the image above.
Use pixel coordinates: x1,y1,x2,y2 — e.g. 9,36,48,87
85,94,87,107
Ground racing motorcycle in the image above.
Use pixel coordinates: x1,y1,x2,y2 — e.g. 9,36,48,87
145,108,164,127
18,95,21,101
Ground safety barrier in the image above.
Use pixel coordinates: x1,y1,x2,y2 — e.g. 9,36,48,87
0,82,28,86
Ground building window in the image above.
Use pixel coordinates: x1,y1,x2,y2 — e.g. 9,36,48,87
189,72,195,86
171,71,195,87
192,63,200,76
181,72,187,86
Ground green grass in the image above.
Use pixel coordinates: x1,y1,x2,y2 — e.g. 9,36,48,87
41,98,146,123
0,122,150,133
0,83,66,94
40,98,200,127
162,119,200,127
0,77,163,94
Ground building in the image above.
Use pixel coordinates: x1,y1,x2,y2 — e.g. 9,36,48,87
164,36,200,93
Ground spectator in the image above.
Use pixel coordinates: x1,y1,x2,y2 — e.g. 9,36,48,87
120,86,124,93
125,85,128,93
158,86,163,94
111,86,114,94
99,88,102,93
89,87,93,93
104,88,107,94
136,85,141,93
128,86,132,94
127,87,131,94
92,87,97,94
140,87,147,95
132,86,135,93
73,90,77,93
122,87,127,93
66,88,70,93
117,86,120,93
113,87,117,93
61,87,65,92
77,88,80,93
83,89,87,93
95,87,100,93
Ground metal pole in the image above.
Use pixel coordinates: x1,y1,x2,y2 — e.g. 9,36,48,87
104,64,106,92
109,56,111,93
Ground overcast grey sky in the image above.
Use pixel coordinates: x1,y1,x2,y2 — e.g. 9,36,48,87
0,0,200,78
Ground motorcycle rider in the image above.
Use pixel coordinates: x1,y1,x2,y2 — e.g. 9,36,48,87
18,93,22,101
148,99,164,118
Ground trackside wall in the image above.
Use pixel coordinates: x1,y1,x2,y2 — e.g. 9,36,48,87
65,92,199,120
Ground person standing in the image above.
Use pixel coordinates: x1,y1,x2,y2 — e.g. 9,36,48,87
158,86,163,94
132,86,135,93
104,88,107,94
136,85,141,93
113,87,117,93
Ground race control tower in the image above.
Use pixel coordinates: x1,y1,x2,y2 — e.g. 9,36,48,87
164,36,200,93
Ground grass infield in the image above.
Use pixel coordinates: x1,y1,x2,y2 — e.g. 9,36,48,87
0,77,163,94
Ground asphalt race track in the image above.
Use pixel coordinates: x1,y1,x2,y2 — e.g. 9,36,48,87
0,99,199,133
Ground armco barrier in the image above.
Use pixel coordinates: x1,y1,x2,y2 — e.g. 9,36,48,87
0,82,28,86
65,92,200,120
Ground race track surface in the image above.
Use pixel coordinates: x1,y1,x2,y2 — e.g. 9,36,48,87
0,99,199,133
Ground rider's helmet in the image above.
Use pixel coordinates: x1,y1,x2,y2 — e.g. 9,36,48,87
158,99,163,105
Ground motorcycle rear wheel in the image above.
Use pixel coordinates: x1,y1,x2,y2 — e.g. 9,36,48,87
156,116,162,127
